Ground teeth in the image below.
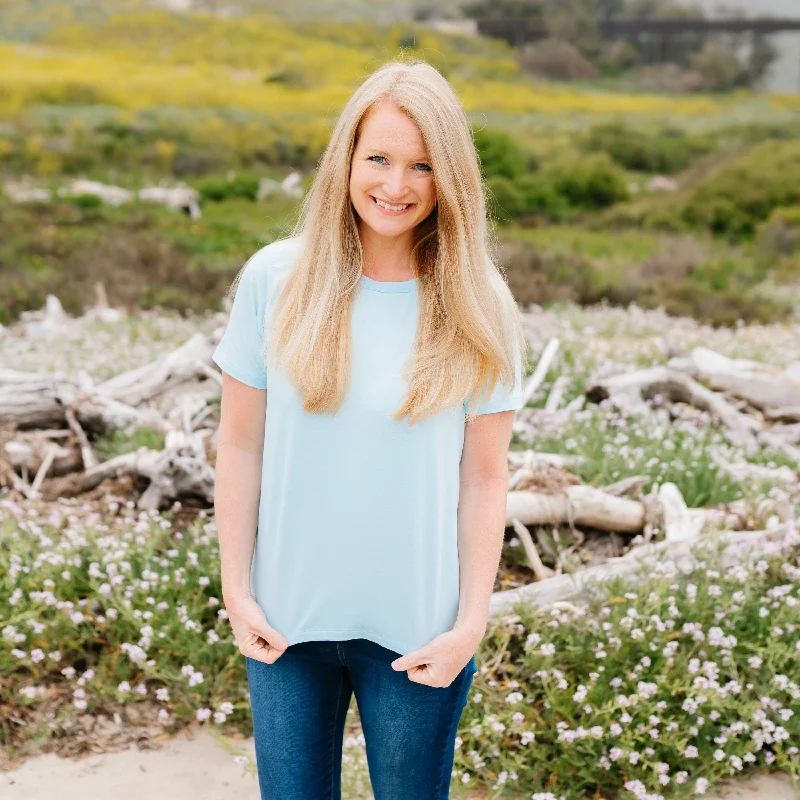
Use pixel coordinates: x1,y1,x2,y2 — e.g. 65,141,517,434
374,197,410,211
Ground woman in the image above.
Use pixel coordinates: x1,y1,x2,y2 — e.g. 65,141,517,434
212,59,528,799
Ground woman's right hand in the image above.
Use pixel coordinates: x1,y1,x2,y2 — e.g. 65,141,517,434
225,593,290,664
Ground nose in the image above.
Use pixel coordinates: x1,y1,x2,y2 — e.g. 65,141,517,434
382,166,410,201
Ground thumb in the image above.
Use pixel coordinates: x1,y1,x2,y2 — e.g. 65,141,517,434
391,648,428,671
254,616,289,650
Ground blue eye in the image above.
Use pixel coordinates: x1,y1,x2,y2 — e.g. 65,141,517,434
414,163,432,172
368,155,387,164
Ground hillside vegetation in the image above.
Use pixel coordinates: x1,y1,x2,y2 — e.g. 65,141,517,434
2,9,800,327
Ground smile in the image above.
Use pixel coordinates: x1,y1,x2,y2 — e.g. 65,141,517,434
370,195,415,214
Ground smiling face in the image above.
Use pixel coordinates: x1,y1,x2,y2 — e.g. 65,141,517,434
349,100,437,243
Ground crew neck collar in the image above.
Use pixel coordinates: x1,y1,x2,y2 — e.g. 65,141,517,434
359,274,419,294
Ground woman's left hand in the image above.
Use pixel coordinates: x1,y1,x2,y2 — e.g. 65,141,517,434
390,626,482,687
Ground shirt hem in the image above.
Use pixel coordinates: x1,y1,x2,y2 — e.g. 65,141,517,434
283,627,418,656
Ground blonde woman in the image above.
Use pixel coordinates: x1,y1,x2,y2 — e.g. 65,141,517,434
213,59,528,799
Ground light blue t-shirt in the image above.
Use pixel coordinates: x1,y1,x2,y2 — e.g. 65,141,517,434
212,236,524,656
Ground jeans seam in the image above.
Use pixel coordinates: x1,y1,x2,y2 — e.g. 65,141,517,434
329,670,344,800
433,668,470,798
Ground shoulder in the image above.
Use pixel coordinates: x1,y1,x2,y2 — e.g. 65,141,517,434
243,236,302,282
236,236,302,302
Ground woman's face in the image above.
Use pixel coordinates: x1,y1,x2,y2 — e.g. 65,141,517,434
349,100,436,241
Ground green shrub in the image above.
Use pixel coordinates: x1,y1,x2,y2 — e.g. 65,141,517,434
487,174,571,223
486,175,525,220
756,205,800,255
546,152,630,210
197,174,259,203
472,126,534,180
515,173,570,220
67,193,103,209
682,140,800,239
584,122,710,175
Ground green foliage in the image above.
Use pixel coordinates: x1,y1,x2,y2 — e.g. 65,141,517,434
486,175,525,220
545,152,630,209
515,173,570,220
197,174,260,203
472,126,533,180
94,427,166,461
683,140,800,239
500,230,795,327
756,206,800,256
584,122,712,174
4,504,798,799
458,546,800,798
67,193,104,209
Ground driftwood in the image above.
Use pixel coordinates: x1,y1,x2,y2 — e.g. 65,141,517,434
489,522,798,619
46,431,215,510
506,485,648,533
586,364,760,454
510,517,555,581
1,307,222,508
522,337,559,405
0,294,796,591
669,346,800,412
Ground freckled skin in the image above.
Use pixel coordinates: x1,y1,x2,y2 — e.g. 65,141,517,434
349,101,437,245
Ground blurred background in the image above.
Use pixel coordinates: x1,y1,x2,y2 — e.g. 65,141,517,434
2,0,800,328
3,5,800,798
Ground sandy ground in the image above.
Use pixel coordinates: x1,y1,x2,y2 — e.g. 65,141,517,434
1,727,797,800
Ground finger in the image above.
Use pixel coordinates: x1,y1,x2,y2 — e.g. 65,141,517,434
391,651,430,671
252,618,289,651
239,631,284,661
242,636,284,664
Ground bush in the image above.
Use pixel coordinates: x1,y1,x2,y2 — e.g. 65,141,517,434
487,173,570,223
472,127,533,181
197,174,260,203
515,174,570,221
518,38,598,81
756,206,800,256
584,122,710,175
682,140,800,239
545,152,630,210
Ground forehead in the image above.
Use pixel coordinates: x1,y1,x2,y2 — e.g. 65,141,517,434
357,101,428,154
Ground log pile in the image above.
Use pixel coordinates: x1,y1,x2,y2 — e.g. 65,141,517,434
1,294,798,600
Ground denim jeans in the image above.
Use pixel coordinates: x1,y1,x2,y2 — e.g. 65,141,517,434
245,637,478,799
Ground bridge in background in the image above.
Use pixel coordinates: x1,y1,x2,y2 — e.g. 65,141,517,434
474,16,800,46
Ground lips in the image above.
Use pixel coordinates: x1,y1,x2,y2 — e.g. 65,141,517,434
370,195,415,214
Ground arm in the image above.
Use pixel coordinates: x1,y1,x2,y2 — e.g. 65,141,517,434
215,372,267,606
453,409,515,642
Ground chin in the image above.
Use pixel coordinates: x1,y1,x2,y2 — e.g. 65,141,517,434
364,212,417,237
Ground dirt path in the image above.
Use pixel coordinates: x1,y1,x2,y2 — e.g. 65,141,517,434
1,727,796,800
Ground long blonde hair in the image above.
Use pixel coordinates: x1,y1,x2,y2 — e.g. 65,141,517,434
266,59,528,426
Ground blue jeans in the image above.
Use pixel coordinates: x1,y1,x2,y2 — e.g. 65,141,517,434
245,638,478,799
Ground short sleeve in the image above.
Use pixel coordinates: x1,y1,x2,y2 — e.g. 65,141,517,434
465,332,525,416
212,254,269,390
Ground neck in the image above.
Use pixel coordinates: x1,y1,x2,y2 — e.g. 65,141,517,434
358,221,416,281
